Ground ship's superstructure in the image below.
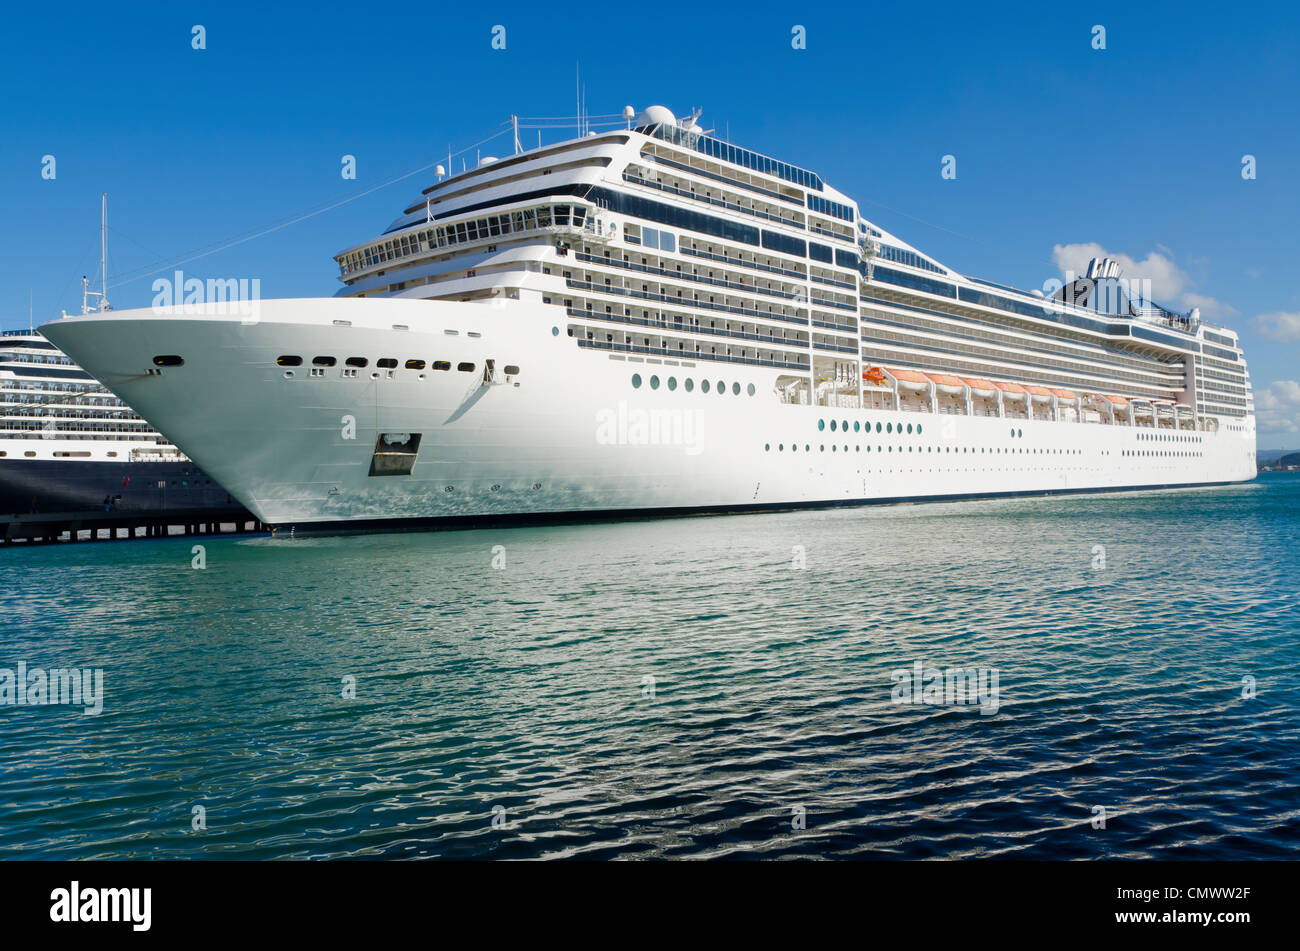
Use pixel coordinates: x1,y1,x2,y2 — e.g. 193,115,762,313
41,106,1257,529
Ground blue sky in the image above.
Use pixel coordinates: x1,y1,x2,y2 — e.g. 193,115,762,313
3,1,1299,444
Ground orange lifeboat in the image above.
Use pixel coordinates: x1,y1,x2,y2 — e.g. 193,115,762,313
862,366,888,386
925,372,966,396
995,381,1029,401
1023,384,1053,403
1050,388,1078,401
1103,395,1128,406
963,377,997,398
888,368,931,393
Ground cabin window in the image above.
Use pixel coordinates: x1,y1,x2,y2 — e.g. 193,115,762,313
504,365,520,375
277,355,302,366
312,356,336,367
377,358,398,369
346,357,368,367
405,359,426,370
457,362,475,372
433,361,451,371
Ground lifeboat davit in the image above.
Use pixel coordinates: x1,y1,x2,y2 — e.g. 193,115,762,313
1050,388,1078,401
925,372,966,396
963,377,997,398
1023,384,1053,404
888,367,931,393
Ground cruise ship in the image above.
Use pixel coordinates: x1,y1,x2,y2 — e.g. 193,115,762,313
0,329,247,518
40,106,1257,530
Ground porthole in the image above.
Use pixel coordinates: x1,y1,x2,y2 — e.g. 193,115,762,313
876,422,882,433
716,380,724,394
276,355,302,366
377,358,398,369
854,421,860,432
650,375,660,390
312,356,336,367
765,443,770,451
732,382,741,395
779,443,784,451
504,365,520,375
668,377,678,391
702,380,711,393
632,373,642,388
841,420,848,432
917,424,922,435
887,423,893,434
551,326,560,336
457,362,475,372
747,383,756,396
346,356,368,368
153,355,185,367
906,423,913,434
685,378,695,392
405,359,426,370
819,419,826,431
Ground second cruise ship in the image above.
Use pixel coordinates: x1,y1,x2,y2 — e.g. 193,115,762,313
41,106,1257,530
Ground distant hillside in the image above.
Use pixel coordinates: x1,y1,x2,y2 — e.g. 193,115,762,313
1260,451,1300,470
1257,449,1298,464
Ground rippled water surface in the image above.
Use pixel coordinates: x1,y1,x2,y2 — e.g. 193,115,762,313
2,476,1298,859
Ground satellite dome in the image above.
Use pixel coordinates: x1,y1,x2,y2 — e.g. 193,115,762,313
478,156,499,168
637,105,676,128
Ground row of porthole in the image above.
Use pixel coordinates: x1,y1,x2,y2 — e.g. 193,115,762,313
765,444,1087,455
631,373,757,396
1123,450,1203,457
278,355,519,374
819,419,924,436
1138,432,1201,443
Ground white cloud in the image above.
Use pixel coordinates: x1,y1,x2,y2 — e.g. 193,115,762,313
1254,311,1300,343
1051,243,1237,319
1255,380,1300,437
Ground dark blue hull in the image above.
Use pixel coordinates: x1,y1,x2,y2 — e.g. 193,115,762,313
0,459,249,518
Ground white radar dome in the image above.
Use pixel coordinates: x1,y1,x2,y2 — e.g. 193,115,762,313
637,105,676,127
478,156,499,168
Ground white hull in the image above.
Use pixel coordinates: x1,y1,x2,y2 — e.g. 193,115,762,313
42,298,1258,528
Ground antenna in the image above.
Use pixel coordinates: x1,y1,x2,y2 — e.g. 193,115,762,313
511,114,521,155
100,193,110,312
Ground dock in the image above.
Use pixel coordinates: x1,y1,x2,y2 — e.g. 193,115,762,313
1,510,266,545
